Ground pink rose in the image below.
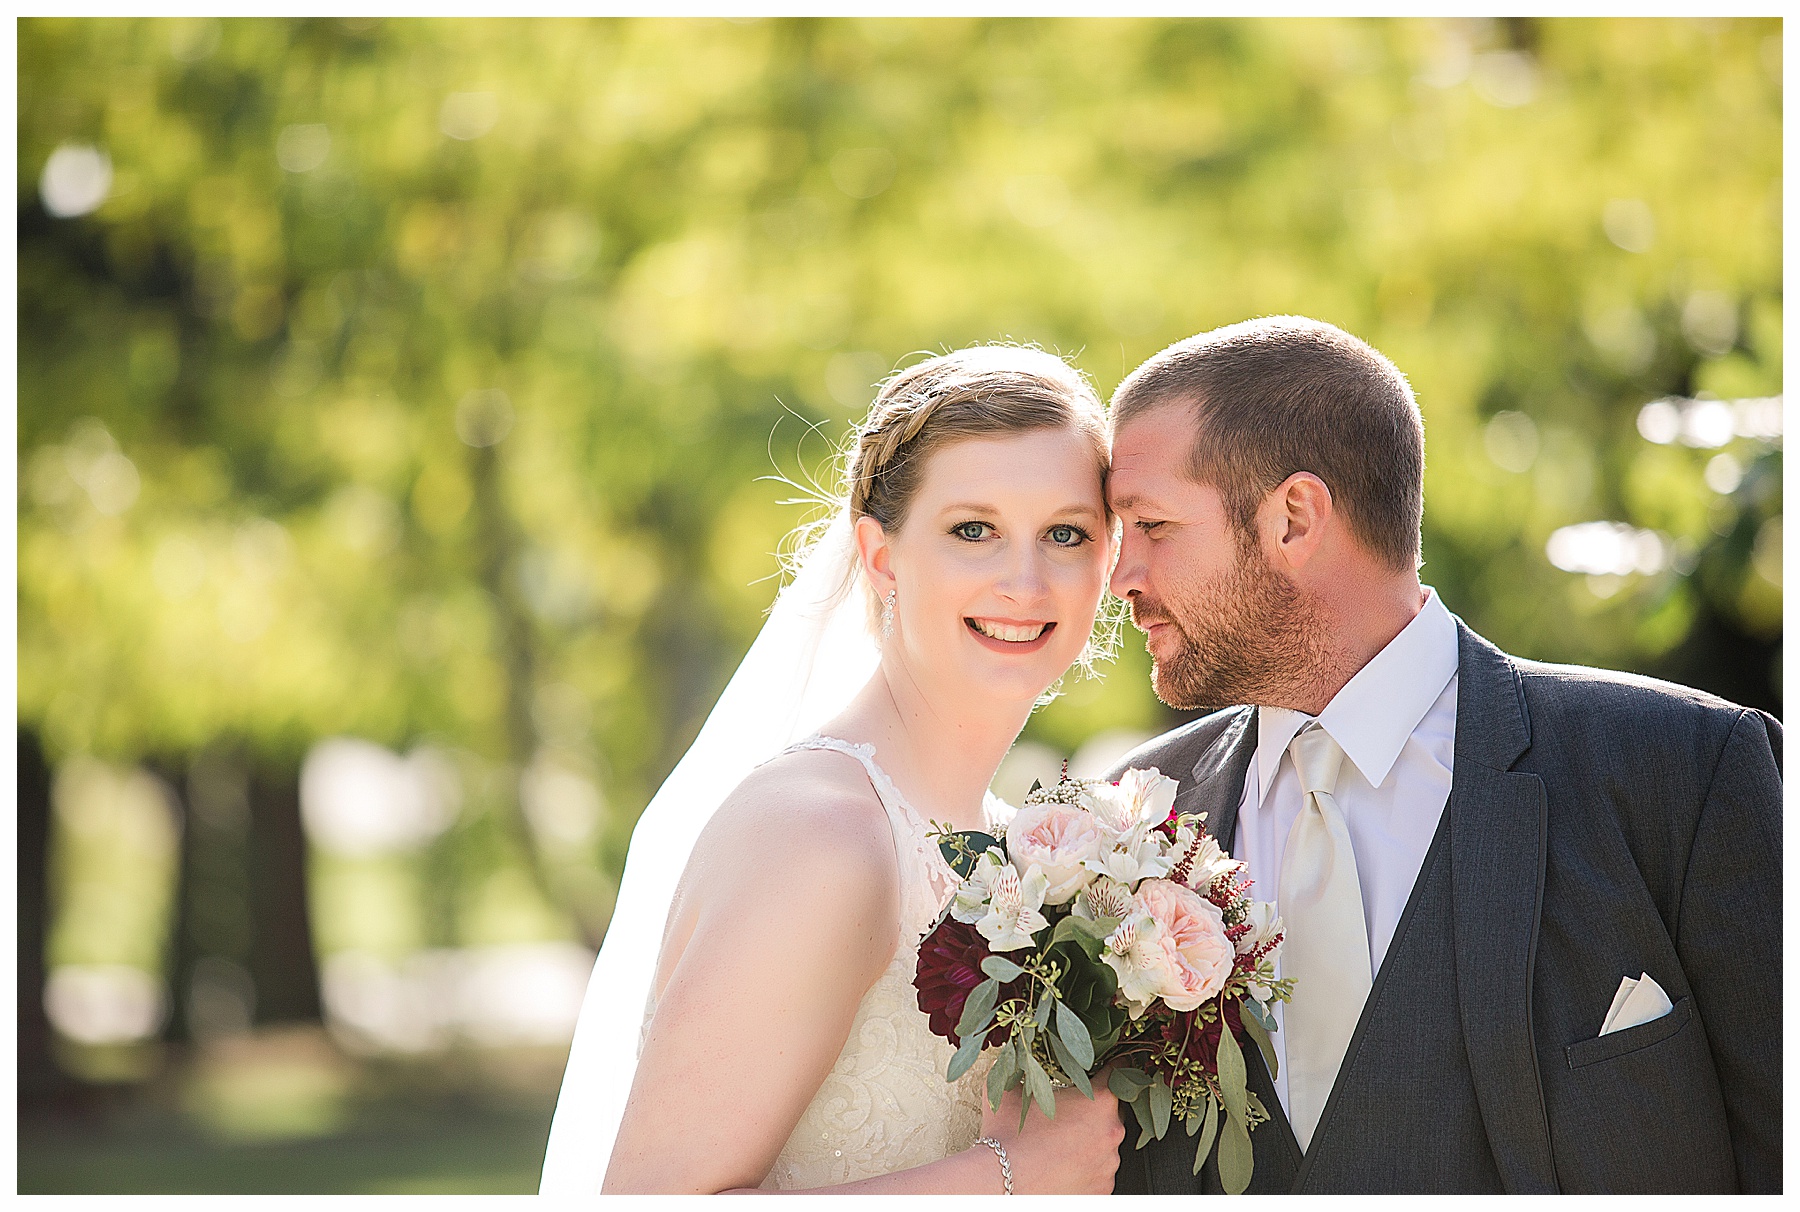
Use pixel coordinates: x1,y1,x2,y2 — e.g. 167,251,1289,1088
1133,878,1235,1012
1005,800,1102,905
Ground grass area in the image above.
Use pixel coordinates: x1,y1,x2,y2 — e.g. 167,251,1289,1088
19,1108,552,1194
19,1027,567,1194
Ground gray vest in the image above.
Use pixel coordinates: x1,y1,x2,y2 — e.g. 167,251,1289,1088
1120,812,1505,1193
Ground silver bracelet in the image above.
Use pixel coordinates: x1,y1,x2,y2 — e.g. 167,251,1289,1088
974,1136,1013,1195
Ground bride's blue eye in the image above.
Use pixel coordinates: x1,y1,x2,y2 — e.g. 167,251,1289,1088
952,521,992,541
1047,524,1088,547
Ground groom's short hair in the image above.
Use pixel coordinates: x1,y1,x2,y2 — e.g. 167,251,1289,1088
1110,316,1424,571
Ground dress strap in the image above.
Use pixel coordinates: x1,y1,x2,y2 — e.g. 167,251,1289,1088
781,734,927,824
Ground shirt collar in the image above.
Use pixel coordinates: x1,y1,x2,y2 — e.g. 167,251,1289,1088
1253,588,1460,804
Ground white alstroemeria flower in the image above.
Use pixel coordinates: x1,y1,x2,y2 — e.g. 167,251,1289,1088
1100,911,1173,1016
1074,875,1133,922
1237,900,1283,1002
1235,900,1282,954
975,860,1051,951
1081,768,1180,886
1175,830,1245,892
949,849,1006,924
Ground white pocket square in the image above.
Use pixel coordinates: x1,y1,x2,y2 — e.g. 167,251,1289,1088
1598,972,1673,1036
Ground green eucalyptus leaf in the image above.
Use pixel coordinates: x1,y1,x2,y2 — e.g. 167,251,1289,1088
981,955,1024,982
1133,1092,1155,1149
1240,1002,1278,1081
1148,1074,1173,1140
1023,1051,1057,1119
1034,985,1055,1028
1192,1096,1220,1176
1216,1015,1248,1122
1218,1111,1253,1195
1240,994,1277,1034
1108,1067,1152,1100
1052,913,1116,946
957,978,1000,1040
1046,1028,1093,1098
1054,1000,1095,1069
986,1040,1015,1111
945,1030,984,1082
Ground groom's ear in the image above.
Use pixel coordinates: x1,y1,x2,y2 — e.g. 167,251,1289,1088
1263,471,1334,571
853,514,896,595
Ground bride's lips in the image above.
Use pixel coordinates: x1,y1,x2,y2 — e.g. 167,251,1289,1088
964,617,1057,655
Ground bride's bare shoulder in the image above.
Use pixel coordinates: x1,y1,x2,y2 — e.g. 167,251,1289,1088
684,748,897,887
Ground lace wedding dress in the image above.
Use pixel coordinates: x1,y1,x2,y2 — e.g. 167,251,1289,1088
760,736,1004,1189
637,735,1002,1190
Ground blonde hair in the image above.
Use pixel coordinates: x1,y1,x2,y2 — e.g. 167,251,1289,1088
848,345,1109,530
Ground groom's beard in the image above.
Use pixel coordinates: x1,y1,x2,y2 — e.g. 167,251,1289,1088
1132,536,1330,711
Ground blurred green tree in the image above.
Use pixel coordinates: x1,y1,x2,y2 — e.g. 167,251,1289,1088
17,17,1782,1076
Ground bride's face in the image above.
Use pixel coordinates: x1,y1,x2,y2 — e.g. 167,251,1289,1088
863,426,1113,705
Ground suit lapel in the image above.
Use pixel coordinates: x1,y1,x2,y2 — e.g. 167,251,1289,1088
1446,623,1558,1193
1185,708,1306,1187
1182,706,1257,851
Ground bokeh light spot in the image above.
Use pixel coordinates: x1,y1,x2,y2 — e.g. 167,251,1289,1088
40,144,112,218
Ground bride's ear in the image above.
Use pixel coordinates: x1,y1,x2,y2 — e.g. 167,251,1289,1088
853,514,897,599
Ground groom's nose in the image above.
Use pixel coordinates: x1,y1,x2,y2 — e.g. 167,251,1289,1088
1110,531,1147,602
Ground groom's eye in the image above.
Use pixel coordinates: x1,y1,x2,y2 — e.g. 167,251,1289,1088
951,521,992,541
1135,519,1166,534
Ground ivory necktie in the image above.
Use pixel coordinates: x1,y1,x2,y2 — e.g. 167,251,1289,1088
1278,724,1371,1153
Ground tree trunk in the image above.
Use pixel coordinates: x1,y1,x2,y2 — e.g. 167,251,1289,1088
246,762,322,1024
165,746,322,1042
17,728,86,1110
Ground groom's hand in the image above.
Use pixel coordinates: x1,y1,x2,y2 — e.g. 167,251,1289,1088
979,1080,1125,1194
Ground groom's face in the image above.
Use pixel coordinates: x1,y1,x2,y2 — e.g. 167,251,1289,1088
1107,403,1315,710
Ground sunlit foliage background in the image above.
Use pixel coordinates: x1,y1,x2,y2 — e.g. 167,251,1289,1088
17,16,1780,1193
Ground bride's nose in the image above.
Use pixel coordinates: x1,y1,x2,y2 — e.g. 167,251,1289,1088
992,542,1050,605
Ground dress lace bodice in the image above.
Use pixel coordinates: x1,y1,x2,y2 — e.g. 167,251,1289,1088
756,736,1001,1190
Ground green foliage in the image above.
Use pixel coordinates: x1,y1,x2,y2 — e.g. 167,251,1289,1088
18,17,1783,944
1042,935,1125,1052
934,829,1002,880
1239,998,1279,1080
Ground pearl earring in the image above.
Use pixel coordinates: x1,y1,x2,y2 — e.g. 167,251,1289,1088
880,589,896,638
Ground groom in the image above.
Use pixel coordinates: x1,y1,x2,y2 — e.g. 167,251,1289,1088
1101,317,1781,1193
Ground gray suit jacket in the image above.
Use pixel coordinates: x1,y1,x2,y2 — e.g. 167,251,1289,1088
1107,621,1781,1193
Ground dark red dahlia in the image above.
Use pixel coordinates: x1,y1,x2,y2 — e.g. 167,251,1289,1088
914,917,1016,1047
1158,994,1246,1071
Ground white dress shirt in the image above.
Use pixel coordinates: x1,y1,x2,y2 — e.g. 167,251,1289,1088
1236,587,1460,1120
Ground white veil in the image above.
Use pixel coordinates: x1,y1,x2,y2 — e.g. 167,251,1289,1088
539,509,880,1195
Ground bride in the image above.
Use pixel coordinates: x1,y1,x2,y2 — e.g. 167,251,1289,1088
540,346,1127,1194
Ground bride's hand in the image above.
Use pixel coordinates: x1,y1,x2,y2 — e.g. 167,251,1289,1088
978,1079,1125,1194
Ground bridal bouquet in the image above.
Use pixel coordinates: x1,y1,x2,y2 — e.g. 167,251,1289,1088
914,767,1292,1193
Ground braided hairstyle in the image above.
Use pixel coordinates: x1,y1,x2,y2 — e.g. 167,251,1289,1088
847,345,1108,532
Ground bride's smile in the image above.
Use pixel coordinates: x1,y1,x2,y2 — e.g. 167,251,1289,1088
965,617,1052,645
